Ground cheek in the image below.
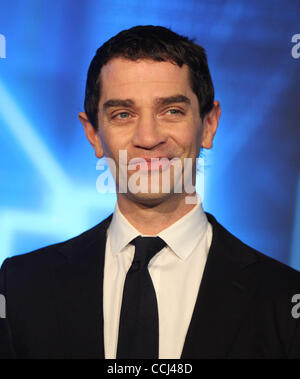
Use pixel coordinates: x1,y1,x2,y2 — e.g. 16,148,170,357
98,124,118,157
102,142,120,160
174,125,202,153
191,122,204,150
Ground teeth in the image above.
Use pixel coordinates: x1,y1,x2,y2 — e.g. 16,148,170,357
128,158,170,171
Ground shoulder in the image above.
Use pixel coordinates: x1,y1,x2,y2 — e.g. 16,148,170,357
1,214,113,274
206,212,300,290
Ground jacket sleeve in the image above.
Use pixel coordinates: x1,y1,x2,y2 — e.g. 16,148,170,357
0,259,16,359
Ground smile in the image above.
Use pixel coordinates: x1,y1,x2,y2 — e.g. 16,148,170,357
128,157,172,172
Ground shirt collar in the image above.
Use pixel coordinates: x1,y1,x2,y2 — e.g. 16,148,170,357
109,202,141,255
109,196,209,260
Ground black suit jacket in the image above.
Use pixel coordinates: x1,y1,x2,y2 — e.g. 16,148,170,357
1,213,300,359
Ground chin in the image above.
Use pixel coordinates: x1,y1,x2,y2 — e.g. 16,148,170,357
125,190,175,207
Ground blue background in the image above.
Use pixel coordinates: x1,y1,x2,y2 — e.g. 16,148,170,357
0,0,299,269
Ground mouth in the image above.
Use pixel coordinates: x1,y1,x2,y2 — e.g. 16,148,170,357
128,157,172,172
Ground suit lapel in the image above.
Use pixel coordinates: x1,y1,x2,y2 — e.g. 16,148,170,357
181,213,261,359
50,211,261,359
53,215,112,358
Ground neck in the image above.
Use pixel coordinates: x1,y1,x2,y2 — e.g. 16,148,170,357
117,192,198,235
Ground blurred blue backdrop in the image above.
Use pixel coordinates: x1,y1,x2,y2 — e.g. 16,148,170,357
0,0,299,269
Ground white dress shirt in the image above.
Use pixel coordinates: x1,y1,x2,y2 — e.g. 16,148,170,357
103,199,213,359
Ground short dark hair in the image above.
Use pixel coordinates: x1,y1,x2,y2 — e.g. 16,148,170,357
84,25,215,129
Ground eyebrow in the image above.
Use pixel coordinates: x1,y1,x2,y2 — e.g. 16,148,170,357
103,98,135,111
155,94,191,107
102,94,191,111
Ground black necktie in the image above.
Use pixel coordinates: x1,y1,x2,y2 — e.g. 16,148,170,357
117,236,166,359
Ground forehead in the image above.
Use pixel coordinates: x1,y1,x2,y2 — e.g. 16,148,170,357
99,58,194,103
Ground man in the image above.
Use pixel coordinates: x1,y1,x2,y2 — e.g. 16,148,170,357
1,25,300,359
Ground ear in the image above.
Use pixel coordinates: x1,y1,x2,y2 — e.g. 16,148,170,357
79,112,104,158
201,100,221,149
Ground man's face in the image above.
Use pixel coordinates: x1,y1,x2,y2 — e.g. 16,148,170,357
80,58,220,205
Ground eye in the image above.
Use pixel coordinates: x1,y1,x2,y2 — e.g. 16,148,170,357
114,112,130,119
166,109,184,116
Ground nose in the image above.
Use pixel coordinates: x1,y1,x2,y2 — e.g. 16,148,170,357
132,113,166,150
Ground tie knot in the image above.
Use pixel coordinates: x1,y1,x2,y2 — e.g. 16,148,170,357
130,236,166,268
